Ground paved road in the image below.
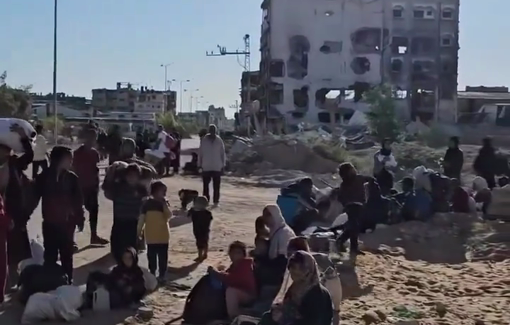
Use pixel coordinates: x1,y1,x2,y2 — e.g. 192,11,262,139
26,136,200,239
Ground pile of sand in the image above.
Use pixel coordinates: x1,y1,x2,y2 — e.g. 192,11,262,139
228,137,340,175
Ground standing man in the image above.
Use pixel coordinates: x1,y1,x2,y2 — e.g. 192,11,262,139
198,124,226,206
443,136,464,181
73,128,109,245
32,124,48,179
473,137,497,189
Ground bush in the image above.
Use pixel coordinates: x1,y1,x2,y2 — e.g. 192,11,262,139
364,84,402,142
0,71,31,118
41,115,64,134
156,112,199,139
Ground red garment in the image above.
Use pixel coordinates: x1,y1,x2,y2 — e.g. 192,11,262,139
0,195,9,303
219,258,256,296
72,145,100,190
451,187,470,213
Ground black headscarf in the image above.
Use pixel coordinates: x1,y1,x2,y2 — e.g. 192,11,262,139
49,146,72,166
379,138,392,156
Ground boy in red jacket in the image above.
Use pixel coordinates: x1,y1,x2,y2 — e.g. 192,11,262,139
208,241,256,319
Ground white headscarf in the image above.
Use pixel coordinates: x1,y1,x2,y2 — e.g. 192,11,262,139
264,204,296,259
473,176,488,192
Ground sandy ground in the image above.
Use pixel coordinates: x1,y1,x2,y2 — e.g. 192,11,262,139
0,139,508,325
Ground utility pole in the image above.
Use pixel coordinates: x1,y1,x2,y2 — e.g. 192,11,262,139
52,0,58,142
206,35,251,133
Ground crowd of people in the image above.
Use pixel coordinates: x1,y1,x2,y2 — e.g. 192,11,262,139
0,119,507,325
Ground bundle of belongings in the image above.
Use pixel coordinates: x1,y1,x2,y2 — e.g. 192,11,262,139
143,130,177,166
0,118,36,152
412,166,451,214
102,160,156,200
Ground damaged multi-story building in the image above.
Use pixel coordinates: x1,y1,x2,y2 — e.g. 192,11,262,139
259,0,460,125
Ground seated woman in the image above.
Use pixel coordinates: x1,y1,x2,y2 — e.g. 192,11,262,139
451,178,475,213
208,241,256,319
473,176,492,214
183,152,199,175
281,178,319,234
256,205,296,286
108,247,146,308
286,237,334,272
362,179,391,232
259,251,333,325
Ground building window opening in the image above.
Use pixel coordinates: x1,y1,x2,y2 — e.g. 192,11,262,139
270,60,284,77
391,58,403,73
393,6,403,18
269,85,284,105
293,86,309,109
441,36,452,47
442,8,453,19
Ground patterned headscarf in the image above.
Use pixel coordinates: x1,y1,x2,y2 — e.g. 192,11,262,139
284,250,321,306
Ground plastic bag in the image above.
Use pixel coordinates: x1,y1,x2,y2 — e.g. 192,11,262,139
30,237,44,264
141,267,157,292
0,118,36,153
52,285,83,321
21,293,58,324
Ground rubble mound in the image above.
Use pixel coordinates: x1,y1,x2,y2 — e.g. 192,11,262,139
361,213,510,263
228,136,342,175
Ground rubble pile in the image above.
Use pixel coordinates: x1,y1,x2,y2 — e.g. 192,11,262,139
227,130,346,175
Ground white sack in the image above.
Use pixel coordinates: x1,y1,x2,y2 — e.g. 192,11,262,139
142,267,158,292
0,118,36,153
52,285,83,321
21,293,58,324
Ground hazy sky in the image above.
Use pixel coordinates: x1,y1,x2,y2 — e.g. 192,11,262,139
1,0,507,118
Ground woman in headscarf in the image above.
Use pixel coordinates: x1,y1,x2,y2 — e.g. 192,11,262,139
473,176,491,215
363,179,392,231
257,205,295,286
108,247,146,308
259,251,333,325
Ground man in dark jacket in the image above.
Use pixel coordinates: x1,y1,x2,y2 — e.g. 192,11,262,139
73,129,108,245
33,146,85,283
473,137,497,189
443,136,464,181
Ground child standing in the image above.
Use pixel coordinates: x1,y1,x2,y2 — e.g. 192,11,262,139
187,196,213,261
137,181,171,281
109,164,148,263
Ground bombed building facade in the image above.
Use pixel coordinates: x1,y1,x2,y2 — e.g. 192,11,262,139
259,0,460,125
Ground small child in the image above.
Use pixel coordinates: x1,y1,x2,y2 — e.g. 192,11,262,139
187,196,213,261
137,181,171,281
253,216,269,257
110,164,148,264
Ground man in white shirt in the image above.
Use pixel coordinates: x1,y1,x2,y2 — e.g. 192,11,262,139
198,124,226,205
32,124,48,179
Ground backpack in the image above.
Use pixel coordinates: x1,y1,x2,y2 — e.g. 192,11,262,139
178,274,228,324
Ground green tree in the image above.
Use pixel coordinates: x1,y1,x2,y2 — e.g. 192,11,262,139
0,71,32,117
364,84,402,142
42,115,64,134
155,112,198,138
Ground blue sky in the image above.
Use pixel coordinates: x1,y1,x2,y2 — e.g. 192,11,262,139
0,1,507,118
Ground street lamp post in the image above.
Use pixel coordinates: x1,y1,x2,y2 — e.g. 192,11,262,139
195,96,204,111
184,88,199,112
160,63,173,90
172,79,190,113
52,0,58,142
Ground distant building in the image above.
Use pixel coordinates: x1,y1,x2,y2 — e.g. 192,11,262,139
31,92,90,111
92,82,176,113
259,0,460,124
32,103,91,119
